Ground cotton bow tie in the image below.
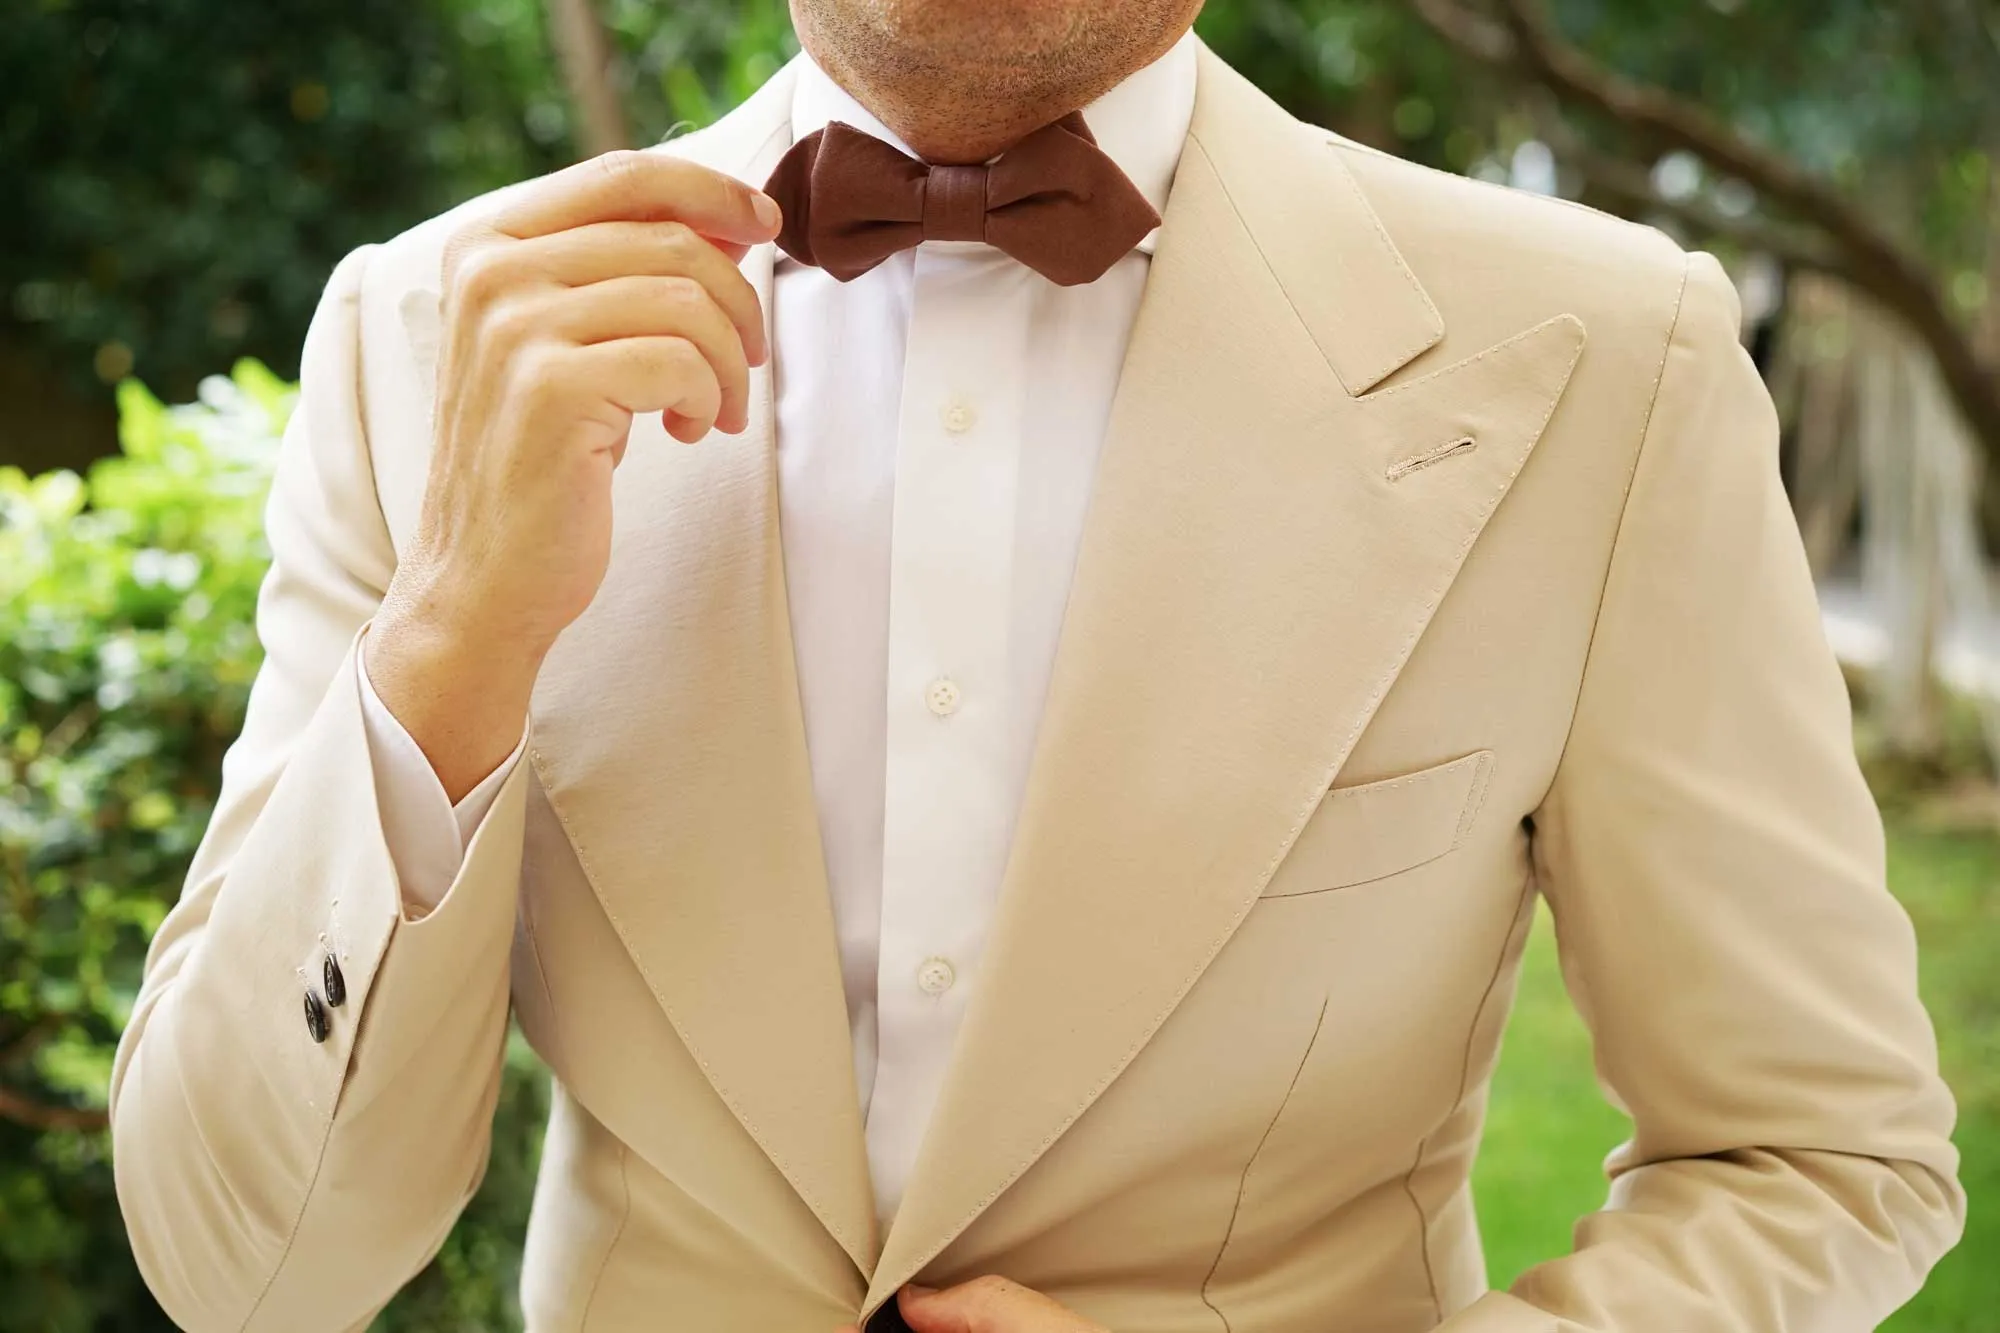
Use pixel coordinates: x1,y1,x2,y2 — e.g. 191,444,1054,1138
761,112,1162,287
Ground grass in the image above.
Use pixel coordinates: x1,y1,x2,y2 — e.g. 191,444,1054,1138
1473,816,1998,1329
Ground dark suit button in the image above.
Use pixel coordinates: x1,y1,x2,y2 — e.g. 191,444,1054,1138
304,989,330,1043
322,954,347,1008
864,1303,914,1333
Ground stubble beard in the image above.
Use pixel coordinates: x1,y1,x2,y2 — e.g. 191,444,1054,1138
792,0,1193,162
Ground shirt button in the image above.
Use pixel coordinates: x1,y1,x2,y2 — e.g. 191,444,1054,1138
940,398,977,435
322,954,347,1008
925,678,961,716
916,957,957,996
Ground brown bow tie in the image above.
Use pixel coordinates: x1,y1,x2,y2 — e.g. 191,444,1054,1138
762,112,1161,288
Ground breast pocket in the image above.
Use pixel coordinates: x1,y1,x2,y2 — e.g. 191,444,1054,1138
1261,750,1495,898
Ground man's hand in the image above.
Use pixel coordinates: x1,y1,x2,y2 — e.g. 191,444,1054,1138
838,1279,1109,1333
366,150,782,798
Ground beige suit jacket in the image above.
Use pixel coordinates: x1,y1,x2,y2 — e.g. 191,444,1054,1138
111,43,1963,1333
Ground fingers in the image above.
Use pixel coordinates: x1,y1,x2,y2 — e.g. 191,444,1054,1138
895,1278,1103,1333
494,149,781,247
500,276,751,433
899,1282,983,1333
498,220,768,367
595,337,726,442
517,337,725,447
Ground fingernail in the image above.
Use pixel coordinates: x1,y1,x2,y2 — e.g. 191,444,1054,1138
753,192,781,231
902,1285,937,1298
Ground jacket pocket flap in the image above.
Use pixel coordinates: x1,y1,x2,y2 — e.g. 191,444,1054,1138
1262,751,1495,898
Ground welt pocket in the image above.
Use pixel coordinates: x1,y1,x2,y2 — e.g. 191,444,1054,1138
1261,750,1495,898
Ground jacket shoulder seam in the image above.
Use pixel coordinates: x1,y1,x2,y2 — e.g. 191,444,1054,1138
1539,250,1698,800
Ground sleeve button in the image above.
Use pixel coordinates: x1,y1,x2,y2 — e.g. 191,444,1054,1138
322,954,347,1008
304,990,330,1044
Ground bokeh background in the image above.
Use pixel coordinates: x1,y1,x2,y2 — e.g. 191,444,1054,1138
3,0,1997,1328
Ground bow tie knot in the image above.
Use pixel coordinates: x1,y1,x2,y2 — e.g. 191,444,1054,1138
922,163,989,242
763,112,1161,287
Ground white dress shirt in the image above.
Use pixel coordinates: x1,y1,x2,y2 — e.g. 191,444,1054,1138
359,33,1198,1223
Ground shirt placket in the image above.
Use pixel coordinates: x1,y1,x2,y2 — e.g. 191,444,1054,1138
866,248,1033,1221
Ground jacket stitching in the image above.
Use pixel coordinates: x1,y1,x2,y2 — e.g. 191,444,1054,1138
516,784,568,1076
1266,752,1496,899
1536,253,1694,799
1320,140,1445,391
522,913,564,1070
1361,314,1584,404
1182,135,1339,388
1453,754,1498,845
1180,132,1440,396
1387,436,1477,482
1261,845,1457,899
1200,997,1331,1333
578,1141,632,1331
1400,870,1540,1321
1321,750,1490,804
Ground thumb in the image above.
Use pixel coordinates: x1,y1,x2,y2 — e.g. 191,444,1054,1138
897,1283,974,1333
899,1278,1086,1333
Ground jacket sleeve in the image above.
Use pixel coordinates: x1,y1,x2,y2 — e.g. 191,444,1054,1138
1442,252,1964,1332
110,246,535,1333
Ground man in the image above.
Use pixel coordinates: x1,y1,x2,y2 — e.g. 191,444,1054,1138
111,0,1965,1328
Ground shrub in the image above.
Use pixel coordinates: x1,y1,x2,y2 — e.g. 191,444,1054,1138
0,365,541,1332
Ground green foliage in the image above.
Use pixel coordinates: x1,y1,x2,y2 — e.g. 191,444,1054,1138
0,0,569,419
0,368,547,1332
599,0,798,135
1199,0,1997,287
0,363,286,1329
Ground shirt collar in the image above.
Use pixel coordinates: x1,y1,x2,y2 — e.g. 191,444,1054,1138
788,29,1198,258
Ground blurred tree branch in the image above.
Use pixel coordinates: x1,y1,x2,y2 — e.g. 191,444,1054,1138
0,1086,107,1133
1408,0,2000,470
0,1018,59,1068
1560,142,1850,281
546,0,631,158
1408,0,1513,61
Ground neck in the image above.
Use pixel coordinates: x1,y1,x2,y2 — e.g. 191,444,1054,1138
880,110,1059,165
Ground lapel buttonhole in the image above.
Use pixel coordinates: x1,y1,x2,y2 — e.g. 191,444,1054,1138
1386,435,1476,483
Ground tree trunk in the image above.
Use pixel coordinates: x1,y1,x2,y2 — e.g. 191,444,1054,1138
1853,294,2000,773
1776,275,1861,578
1856,302,1945,757
545,0,629,159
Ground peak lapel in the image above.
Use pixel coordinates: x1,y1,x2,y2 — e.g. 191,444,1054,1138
867,46,1585,1309
524,68,881,1275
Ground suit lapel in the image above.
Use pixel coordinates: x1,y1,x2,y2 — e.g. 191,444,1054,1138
522,66,881,1276
867,47,1585,1309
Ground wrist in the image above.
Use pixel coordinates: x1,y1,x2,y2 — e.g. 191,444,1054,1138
365,584,545,802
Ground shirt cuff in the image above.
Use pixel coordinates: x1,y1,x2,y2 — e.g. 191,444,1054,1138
356,634,527,917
